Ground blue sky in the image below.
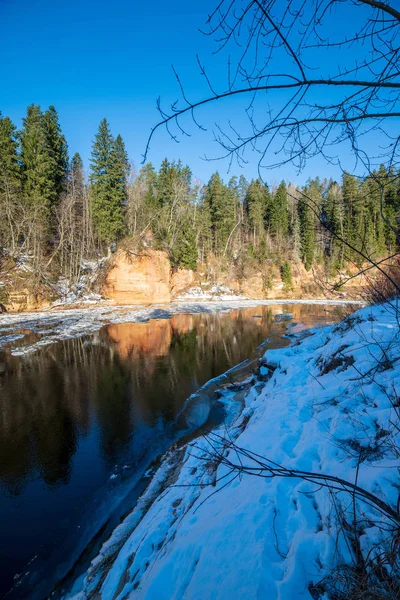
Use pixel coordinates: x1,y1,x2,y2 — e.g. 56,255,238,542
0,0,389,186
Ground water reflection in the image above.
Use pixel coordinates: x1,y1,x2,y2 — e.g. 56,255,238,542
0,303,339,598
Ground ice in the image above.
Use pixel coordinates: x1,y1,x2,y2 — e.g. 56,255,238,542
0,299,363,356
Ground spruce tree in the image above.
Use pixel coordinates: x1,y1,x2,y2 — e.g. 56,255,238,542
171,220,198,270
198,185,213,261
69,153,85,201
245,179,269,245
90,118,125,246
43,106,68,202
270,181,289,239
156,158,174,207
0,113,21,249
205,172,235,256
110,134,130,207
19,104,56,255
342,172,363,261
383,166,399,250
298,180,319,271
323,181,344,271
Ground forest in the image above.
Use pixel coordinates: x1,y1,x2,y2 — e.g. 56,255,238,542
1,104,399,290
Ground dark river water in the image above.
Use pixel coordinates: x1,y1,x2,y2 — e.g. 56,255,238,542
0,303,343,598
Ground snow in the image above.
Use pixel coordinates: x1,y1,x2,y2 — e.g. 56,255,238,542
65,300,400,599
52,258,106,306
0,299,361,356
175,284,248,301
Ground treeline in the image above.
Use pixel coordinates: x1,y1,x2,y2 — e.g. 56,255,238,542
1,105,399,286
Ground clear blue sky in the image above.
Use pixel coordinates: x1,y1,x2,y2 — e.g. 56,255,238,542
0,0,387,186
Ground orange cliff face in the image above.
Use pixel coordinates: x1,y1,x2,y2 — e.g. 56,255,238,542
101,249,171,305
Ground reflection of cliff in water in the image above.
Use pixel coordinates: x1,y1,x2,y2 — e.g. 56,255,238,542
0,304,336,497
0,303,342,599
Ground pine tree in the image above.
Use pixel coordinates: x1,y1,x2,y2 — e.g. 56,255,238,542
90,118,125,246
0,113,21,250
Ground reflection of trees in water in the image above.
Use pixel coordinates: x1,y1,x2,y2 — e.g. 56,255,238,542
106,307,280,425
0,339,105,494
0,304,333,495
94,357,133,463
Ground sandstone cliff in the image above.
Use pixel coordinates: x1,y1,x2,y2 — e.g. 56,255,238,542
101,249,171,304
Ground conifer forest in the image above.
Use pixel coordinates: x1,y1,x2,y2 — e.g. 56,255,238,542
1,105,399,287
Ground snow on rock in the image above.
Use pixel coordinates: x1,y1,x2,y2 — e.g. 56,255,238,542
175,284,248,301
52,259,106,307
66,300,400,600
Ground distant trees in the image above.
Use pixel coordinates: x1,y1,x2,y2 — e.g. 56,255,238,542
0,112,20,252
0,103,400,286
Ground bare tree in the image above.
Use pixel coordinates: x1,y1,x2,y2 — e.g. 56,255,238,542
146,0,400,178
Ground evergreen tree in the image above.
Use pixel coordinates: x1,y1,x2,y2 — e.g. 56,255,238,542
171,220,198,270
298,180,320,270
342,172,363,261
69,153,85,202
198,185,213,261
270,181,288,239
156,158,174,207
140,162,158,207
320,180,344,272
0,113,21,249
383,166,399,250
205,172,235,256
362,168,387,258
245,179,269,244
287,185,301,259
43,105,68,202
110,134,130,207
90,118,125,245
19,104,56,256
281,261,293,290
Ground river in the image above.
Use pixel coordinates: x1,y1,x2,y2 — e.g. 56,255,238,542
0,302,347,598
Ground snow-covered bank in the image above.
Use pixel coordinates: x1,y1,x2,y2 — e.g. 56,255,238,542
0,299,361,356
66,300,400,600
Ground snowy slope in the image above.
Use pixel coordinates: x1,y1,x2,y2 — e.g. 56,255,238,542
66,300,400,600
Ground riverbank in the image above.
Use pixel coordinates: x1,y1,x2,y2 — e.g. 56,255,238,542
0,299,362,356
65,299,400,600
0,302,345,599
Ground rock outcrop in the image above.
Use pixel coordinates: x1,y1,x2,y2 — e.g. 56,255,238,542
102,249,171,304
171,269,195,298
